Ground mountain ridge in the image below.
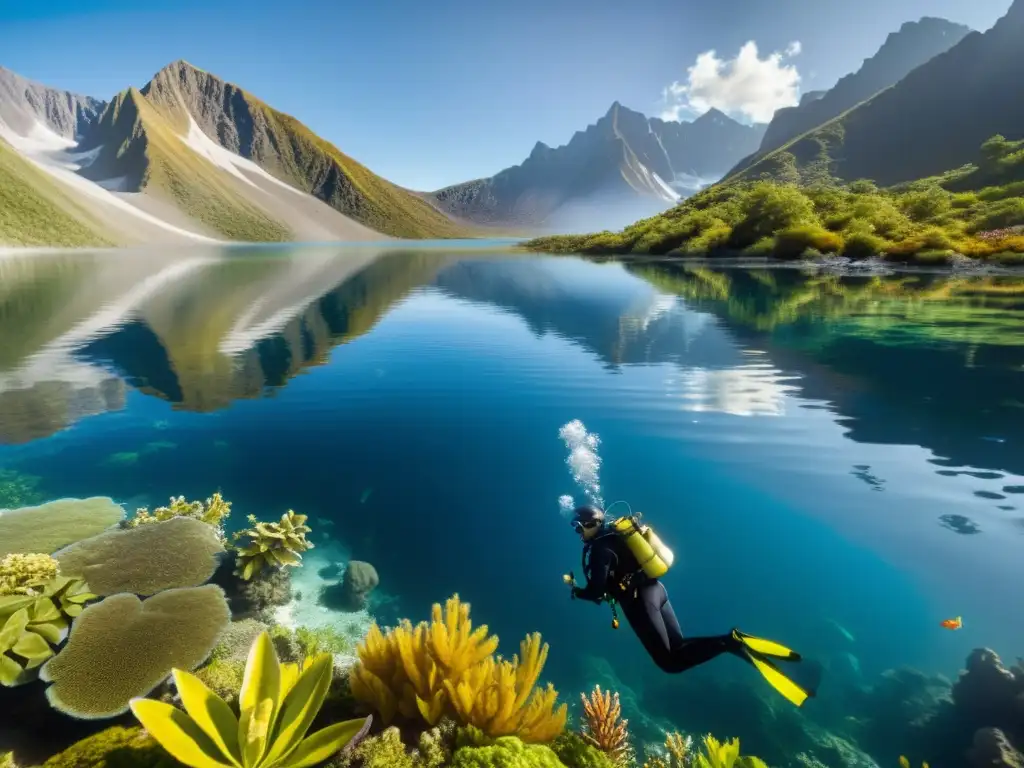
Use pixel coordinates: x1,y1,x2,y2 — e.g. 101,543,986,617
730,0,1024,186
430,102,766,233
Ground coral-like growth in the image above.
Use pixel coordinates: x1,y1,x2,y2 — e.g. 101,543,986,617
350,594,568,742
124,492,232,542
0,553,59,595
40,584,231,718
579,685,632,766
39,726,177,768
130,631,371,768
55,516,224,596
643,731,694,768
233,511,314,581
0,497,124,557
0,468,45,510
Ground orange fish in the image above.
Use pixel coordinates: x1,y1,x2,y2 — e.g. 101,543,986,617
940,616,963,630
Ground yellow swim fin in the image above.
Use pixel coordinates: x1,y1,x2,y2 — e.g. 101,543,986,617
731,629,813,707
732,629,802,661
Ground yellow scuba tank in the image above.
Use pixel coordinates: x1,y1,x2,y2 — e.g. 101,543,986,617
611,515,674,579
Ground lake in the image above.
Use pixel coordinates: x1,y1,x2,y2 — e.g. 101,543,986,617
1,244,1022,766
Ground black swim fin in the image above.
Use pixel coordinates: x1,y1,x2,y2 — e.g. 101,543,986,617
731,629,814,707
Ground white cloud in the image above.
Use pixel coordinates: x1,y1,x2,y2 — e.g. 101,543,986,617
660,40,802,124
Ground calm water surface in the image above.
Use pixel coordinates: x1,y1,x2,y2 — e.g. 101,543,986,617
1,245,1022,748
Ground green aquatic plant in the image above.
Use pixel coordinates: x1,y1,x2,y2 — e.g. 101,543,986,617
40,584,231,718
551,733,616,768
124,492,233,543
130,630,371,768
450,728,566,768
693,736,766,768
0,497,124,557
233,510,314,581
0,468,45,509
0,556,97,687
55,516,224,596
40,726,178,768
294,624,351,658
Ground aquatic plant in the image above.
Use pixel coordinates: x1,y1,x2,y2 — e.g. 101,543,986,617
450,727,566,767
233,511,314,581
0,556,97,686
130,631,371,768
0,468,45,509
124,492,232,542
551,733,617,768
350,593,568,742
0,497,124,557
0,752,13,768
55,516,224,596
898,757,930,768
294,624,352,658
39,726,177,768
579,685,632,767
642,732,693,768
693,736,766,768
40,584,231,718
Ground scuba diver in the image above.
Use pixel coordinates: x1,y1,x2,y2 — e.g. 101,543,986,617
566,503,817,707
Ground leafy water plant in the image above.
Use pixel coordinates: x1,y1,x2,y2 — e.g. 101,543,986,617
130,630,371,768
350,594,567,742
578,685,632,767
40,584,231,718
0,555,97,686
55,516,224,596
693,736,766,768
233,511,314,581
124,492,233,543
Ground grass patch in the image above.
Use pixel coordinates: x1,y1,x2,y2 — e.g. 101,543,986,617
524,135,1024,263
0,139,112,247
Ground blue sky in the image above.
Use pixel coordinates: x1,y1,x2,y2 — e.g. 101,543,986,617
0,0,1012,190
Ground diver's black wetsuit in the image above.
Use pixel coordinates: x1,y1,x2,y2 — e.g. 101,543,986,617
573,529,737,673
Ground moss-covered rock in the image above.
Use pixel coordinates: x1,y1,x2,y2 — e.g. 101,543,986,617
550,733,616,768
39,726,176,768
450,735,567,767
55,517,223,596
0,498,124,557
40,584,231,718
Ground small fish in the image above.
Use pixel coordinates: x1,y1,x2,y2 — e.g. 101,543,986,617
940,616,963,630
360,488,373,504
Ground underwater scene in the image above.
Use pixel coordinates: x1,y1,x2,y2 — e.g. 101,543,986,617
1,246,1023,768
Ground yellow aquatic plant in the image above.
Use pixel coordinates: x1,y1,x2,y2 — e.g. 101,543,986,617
694,735,767,768
233,512,313,581
899,757,930,768
126,493,233,542
350,594,568,742
579,685,632,766
130,631,370,768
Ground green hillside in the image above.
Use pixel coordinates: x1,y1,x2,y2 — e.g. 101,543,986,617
0,138,111,247
141,61,469,239
523,135,1024,264
83,88,291,242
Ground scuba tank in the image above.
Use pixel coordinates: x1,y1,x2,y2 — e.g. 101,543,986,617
611,514,674,579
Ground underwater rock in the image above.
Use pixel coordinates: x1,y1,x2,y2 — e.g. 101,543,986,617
952,649,1024,736
54,516,224,596
39,584,231,718
38,725,177,768
322,560,379,612
968,728,1024,768
209,550,293,620
0,498,124,557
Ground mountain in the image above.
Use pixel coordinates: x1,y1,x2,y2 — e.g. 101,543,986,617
731,0,1024,186
0,62,471,247
0,66,104,141
746,17,970,163
429,103,766,234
